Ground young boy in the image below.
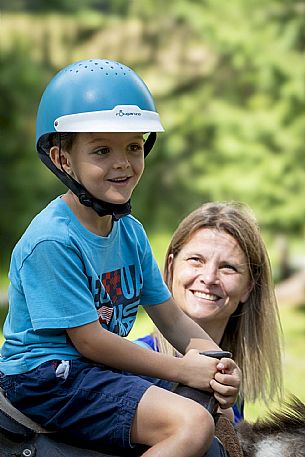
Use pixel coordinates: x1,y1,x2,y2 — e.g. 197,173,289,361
0,59,240,456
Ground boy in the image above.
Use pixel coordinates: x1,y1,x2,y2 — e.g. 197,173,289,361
0,59,240,456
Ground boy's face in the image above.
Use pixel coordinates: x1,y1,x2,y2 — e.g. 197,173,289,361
63,132,145,205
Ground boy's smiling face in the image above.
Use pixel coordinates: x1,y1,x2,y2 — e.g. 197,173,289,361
63,132,145,205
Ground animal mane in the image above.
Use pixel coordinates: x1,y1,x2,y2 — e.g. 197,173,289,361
236,395,305,457
251,395,305,435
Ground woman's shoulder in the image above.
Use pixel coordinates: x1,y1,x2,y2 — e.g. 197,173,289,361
133,334,159,351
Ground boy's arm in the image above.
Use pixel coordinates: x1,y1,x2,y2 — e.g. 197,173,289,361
145,297,221,354
66,320,219,390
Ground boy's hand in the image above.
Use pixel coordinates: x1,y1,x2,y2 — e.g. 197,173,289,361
179,349,219,391
209,358,241,409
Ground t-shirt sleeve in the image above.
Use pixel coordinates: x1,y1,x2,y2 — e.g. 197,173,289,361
139,236,171,306
19,240,98,330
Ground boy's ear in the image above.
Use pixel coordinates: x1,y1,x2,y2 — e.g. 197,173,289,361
167,254,174,285
49,146,72,175
167,254,174,275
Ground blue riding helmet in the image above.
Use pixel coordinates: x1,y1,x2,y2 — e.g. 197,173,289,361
36,58,164,220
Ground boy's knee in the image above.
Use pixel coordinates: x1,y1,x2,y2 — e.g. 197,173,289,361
132,387,214,453
180,402,215,449
160,399,215,455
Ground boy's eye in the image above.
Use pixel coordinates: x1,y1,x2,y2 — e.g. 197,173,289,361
94,147,110,156
128,143,143,152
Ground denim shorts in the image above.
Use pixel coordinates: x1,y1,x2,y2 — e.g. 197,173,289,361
0,358,173,450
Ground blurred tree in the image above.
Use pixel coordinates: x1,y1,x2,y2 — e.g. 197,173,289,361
133,0,305,239
0,47,64,265
1,0,304,266
0,0,130,15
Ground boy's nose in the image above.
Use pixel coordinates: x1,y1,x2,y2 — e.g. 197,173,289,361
113,150,130,169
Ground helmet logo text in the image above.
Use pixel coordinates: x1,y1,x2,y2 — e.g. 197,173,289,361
116,109,141,117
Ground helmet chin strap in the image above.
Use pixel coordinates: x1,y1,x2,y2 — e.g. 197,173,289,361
38,132,156,220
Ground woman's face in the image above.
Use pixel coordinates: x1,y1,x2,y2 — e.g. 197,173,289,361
169,228,252,333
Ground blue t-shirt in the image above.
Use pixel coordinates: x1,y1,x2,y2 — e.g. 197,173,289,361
135,334,244,424
0,197,171,375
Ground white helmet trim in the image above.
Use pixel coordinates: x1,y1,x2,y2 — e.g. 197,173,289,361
54,105,164,133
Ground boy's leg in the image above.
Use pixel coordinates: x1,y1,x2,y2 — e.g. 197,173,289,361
131,385,215,457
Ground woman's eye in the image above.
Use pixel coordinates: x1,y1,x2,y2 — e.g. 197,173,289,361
187,256,202,264
221,264,237,272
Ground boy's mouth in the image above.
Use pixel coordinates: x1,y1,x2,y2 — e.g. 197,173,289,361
108,176,131,183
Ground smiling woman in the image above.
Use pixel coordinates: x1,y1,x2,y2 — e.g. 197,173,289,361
136,201,283,423
168,228,252,344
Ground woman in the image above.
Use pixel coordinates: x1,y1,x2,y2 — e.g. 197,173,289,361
136,201,283,422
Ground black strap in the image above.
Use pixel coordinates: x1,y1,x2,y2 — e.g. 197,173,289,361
0,388,50,437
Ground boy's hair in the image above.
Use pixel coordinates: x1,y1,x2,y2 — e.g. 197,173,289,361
50,133,77,153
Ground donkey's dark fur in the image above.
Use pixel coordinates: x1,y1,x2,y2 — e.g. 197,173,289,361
236,395,305,457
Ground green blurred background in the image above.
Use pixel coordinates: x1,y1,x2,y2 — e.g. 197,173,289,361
1,0,305,421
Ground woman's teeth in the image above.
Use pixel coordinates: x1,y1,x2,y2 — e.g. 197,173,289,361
193,291,218,301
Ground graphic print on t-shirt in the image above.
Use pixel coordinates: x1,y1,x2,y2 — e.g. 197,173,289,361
87,265,143,337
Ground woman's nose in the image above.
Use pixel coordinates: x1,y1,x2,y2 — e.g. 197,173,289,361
198,265,219,285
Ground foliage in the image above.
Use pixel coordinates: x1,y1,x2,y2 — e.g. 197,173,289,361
0,0,130,15
0,47,64,264
134,0,305,237
1,1,305,264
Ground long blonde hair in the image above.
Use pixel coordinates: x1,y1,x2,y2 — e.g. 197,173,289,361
155,201,283,403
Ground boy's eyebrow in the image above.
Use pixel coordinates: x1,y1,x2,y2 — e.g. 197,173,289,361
87,134,144,145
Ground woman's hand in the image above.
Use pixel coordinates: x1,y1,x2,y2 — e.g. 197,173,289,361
209,358,241,409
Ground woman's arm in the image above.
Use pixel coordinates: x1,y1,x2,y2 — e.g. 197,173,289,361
145,297,221,354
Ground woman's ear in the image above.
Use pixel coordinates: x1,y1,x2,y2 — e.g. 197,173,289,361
49,146,72,175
